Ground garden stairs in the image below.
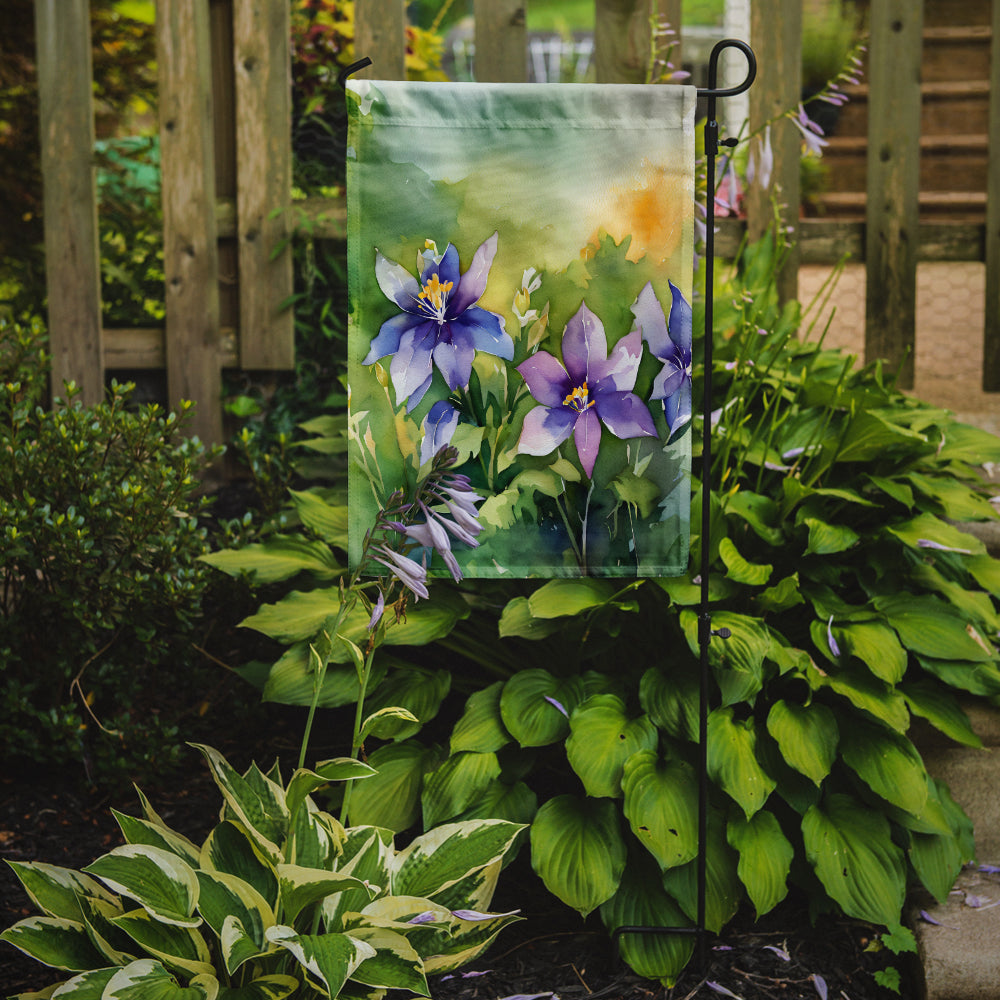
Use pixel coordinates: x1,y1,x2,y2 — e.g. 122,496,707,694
816,0,992,222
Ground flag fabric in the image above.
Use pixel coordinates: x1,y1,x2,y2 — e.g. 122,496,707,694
347,79,696,578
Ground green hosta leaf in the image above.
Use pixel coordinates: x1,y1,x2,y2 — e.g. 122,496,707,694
906,473,998,522
0,916,107,971
727,811,793,918
680,610,770,706
909,823,966,905
661,812,741,933
621,751,698,870
497,596,563,639
285,759,375,823
499,670,584,747
453,779,538,827
836,621,907,684
835,409,927,463
810,662,910,732
566,695,658,798
530,795,626,917
655,573,737,606
935,420,1000,465
393,820,524,900
718,537,772,585
277,865,374,925
259,643,389,709
802,793,906,926
200,535,341,584
102,959,218,1000
347,740,442,832
200,822,278,910
724,490,784,545
360,706,421,742
195,871,273,974
218,915,269,981
346,926,428,994
265,926,375,997
4,862,118,923
765,700,838,786
803,517,859,556
216,975,299,999
526,578,617,618
191,746,287,863
901,680,982,748
839,718,929,816
707,708,776,818
76,894,135,966
111,908,214,978
421,751,502,828
875,594,995,662
599,853,694,987
756,573,805,614
450,682,511,753
288,489,348,546
83,846,200,928
911,562,1000,633
362,667,451,740
916,655,1000,697
639,664,699,742
885,511,985,556
112,812,201,868
322,829,393,930
966,553,1000,597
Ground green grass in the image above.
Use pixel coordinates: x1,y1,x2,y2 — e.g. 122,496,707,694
526,0,725,32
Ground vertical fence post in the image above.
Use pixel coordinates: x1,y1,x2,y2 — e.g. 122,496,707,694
34,0,104,405
157,0,223,445
983,0,1000,390
233,0,294,370
474,0,527,83
746,0,801,305
595,0,653,84
864,0,923,389
354,0,406,80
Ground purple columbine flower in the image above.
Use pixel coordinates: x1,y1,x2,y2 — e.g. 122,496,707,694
363,233,513,411
631,281,692,437
420,400,460,466
516,302,656,478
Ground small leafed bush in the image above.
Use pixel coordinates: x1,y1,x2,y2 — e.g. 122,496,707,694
1,744,524,998
0,317,218,782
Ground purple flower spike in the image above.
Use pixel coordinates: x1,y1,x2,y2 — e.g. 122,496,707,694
372,545,429,600
363,233,513,411
420,399,460,466
516,302,656,478
826,615,841,658
367,590,385,631
632,281,692,436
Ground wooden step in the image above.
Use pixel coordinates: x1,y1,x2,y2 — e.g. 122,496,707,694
922,25,993,83
813,189,987,222
833,80,991,137
822,134,989,193
922,0,991,28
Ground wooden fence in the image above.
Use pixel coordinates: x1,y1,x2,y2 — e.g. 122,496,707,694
33,0,1000,445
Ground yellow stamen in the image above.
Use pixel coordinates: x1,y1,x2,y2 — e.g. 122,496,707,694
564,382,595,412
418,273,453,312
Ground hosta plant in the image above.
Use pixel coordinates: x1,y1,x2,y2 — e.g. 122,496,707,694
1,743,523,999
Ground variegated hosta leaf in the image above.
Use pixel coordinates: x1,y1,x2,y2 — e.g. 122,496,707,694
200,822,278,910
0,916,107,971
566,695,658,799
110,908,214,978
44,966,118,997
726,810,793,917
424,859,501,916
707,707,776,818
422,906,522,975
285,760,376,824
322,829,393,931
83,846,200,928
191,745,288,863
265,926,376,998
362,667,452,741
347,740,443,832
499,669,585,747
599,854,694,987
78,894,136,966
765,700,838,786
4,861,118,922
213,974,300,1000
391,820,524,901
802,793,906,926
112,810,202,868
195,871,274,974
661,811,742,934
420,751,502,829
288,802,343,870
102,958,218,999
276,865,376,925
344,926,429,995
450,681,511,754
621,751,699,871
838,718,929,817
529,795,626,917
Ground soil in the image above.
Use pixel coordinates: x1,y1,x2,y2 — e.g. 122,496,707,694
0,735,913,1000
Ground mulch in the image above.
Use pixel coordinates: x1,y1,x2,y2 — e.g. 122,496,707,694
1,738,913,1000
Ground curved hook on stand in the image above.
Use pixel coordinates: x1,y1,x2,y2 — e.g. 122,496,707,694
337,56,373,91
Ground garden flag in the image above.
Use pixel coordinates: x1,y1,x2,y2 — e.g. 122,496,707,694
347,80,696,578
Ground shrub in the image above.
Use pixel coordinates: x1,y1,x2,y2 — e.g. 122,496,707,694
212,233,1000,985
0,317,220,783
1,743,524,997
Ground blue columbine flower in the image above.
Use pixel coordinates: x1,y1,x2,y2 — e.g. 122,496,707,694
363,233,513,411
631,281,692,437
516,301,657,478
420,399,460,467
